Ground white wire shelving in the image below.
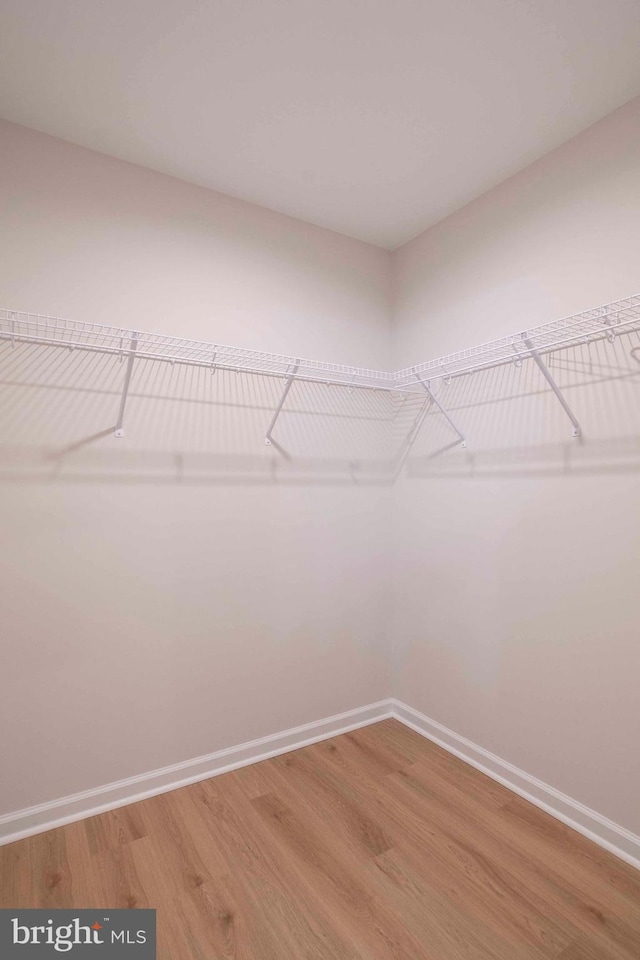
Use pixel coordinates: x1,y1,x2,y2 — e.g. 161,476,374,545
3,294,640,389
0,309,395,392
1,293,640,451
394,293,640,387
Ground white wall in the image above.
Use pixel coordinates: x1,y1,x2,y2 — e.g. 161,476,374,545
0,120,392,815
2,96,640,841
391,96,640,835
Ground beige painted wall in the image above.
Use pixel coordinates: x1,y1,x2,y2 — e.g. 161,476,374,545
2,97,639,837
0,121,392,815
392,96,640,834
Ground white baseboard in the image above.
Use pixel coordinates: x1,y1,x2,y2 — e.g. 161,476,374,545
2,696,639,874
391,698,640,872
0,700,393,847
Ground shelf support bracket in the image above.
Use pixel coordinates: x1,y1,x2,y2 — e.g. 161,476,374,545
415,375,467,448
523,338,581,438
265,363,299,446
394,397,432,477
114,331,139,438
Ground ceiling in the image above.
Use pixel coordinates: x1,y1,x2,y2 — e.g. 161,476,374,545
1,1,639,249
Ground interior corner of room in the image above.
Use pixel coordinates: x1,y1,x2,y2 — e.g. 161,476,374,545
1,4,640,954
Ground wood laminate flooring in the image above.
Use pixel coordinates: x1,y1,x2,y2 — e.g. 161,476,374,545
1,719,639,959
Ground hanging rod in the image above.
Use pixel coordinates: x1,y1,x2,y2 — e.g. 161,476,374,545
1,293,639,393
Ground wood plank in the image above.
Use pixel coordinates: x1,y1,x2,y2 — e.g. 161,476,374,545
269,747,393,858
193,775,362,959
250,789,434,960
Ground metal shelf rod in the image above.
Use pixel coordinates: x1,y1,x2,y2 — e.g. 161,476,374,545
265,363,299,446
523,337,581,438
394,398,432,477
114,332,139,438
415,376,467,448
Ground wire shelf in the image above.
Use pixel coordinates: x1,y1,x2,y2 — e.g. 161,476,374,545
0,309,396,392
2,294,639,394
394,294,640,386
2,294,639,467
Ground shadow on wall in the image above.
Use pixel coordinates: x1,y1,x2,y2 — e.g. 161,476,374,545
0,341,397,486
402,327,640,479
1,329,640,485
